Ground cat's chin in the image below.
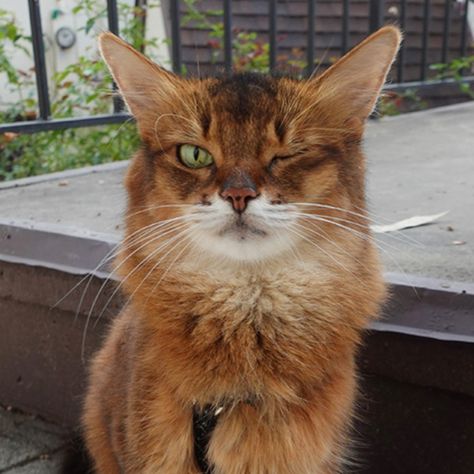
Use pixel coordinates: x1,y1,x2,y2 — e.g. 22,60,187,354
218,217,268,239
187,196,299,262
191,228,294,263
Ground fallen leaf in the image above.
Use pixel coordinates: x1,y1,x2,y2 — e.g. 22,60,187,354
58,180,69,187
452,240,466,246
371,212,448,234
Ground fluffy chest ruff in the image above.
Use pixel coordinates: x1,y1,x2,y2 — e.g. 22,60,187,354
129,265,382,408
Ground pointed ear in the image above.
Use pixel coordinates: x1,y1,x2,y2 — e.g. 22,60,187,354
98,32,179,124
314,26,402,121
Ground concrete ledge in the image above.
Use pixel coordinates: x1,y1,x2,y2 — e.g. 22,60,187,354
0,160,129,191
2,102,474,281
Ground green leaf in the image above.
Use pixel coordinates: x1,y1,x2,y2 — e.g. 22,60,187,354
85,18,95,34
51,8,63,20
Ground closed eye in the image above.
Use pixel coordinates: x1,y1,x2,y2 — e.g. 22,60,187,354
269,145,328,172
268,154,298,170
267,151,302,171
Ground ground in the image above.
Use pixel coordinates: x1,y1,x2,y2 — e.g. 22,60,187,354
0,406,68,473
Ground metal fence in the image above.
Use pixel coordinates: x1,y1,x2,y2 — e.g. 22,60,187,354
0,0,472,135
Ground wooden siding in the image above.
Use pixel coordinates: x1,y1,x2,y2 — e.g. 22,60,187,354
170,0,474,82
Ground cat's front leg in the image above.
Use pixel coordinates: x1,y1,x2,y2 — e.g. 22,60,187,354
123,387,201,474
208,376,354,474
83,392,123,474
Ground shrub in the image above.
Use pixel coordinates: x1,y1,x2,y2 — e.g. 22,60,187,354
430,56,474,99
0,1,161,181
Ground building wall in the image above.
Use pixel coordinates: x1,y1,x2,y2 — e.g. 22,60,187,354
0,0,170,111
177,0,474,81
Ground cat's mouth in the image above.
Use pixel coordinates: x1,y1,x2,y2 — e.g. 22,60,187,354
218,215,267,240
190,198,295,261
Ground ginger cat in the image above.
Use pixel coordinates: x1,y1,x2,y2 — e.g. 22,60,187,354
83,27,401,474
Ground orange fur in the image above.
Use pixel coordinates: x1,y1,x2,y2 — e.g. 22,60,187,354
83,27,401,473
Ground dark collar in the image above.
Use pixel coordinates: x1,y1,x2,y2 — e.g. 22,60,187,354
193,398,257,472
193,404,224,473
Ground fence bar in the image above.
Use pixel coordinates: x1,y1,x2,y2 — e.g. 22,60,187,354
0,113,132,135
369,0,385,33
384,74,474,91
28,0,51,121
397,0,407,82
441,0,451,63
107,0,120,34
460,0,470,57
306,0,315,77
170,0,182,73
107,0,122,112
420,0,431,81
341,0,350,53
223,0,232,73
135,0,148,52
269,0,277,74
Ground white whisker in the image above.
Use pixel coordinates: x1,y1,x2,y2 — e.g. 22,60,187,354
117,230,195,314
293,221,370,274
70,217,194,320
294,201,424,247
80,223,193,359
293,213,418,294
284,224,365,285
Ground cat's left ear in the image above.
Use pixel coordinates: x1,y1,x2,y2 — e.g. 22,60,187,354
313,26,402,122
98,32,181,134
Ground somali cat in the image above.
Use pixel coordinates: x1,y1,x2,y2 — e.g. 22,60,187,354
83,27,401,474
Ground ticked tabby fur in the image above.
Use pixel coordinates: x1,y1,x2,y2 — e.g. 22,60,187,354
83,26,401,474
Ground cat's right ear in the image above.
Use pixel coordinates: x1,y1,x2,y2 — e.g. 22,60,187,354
98,32,179,124
311,26,401,123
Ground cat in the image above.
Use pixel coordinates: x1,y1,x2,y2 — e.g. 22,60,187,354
83,26,401,474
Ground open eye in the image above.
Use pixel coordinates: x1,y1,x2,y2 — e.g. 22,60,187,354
178,145,214,169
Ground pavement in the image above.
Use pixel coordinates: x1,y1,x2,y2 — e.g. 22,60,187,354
364,102,474,284
0,102,473,472
0,406,68,474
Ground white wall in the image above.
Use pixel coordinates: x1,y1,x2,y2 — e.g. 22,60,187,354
0,0,170,111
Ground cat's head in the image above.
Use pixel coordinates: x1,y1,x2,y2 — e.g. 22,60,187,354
99,28,400,265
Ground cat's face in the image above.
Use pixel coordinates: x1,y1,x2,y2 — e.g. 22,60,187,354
100,28,400,264
136,74,354,262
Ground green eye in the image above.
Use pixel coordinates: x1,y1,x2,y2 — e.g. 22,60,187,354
178,145,214,169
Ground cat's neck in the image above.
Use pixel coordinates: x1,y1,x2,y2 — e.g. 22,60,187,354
174,251,330,285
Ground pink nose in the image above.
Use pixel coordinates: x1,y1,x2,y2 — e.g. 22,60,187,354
220,187,258,213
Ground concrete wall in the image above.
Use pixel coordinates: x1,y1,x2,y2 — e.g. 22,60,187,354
1,257,474,474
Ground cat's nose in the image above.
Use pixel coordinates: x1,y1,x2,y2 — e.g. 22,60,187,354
220,187,258,213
